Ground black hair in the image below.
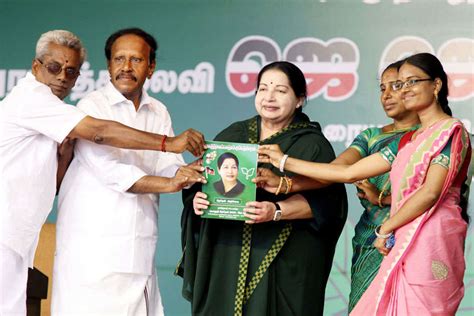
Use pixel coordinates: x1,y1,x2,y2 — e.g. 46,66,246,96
403,53,452,116
105,27,158,63
382,59,405,75
256,61,307,114
217,152,239,169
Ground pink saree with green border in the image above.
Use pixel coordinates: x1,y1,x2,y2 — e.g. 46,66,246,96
351,119,471,316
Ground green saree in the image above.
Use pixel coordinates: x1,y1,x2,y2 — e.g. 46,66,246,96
177,113,347,316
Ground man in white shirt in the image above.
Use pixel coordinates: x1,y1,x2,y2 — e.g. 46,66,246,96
51,28,201,315
0,30,206,315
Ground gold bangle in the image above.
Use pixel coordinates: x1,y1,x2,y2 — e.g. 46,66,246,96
378,190,385,208
378,180,390,208
283,176,288,194
275,176,284,195
284,176,292,194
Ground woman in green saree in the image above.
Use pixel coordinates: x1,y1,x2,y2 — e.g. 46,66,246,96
344,61,419,311
177,61,347,316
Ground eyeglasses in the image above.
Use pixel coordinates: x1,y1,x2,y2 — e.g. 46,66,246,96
392,78,433,91
37,59,80,79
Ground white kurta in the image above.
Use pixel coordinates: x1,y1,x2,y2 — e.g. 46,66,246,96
0,72,86,259
0,72,86,314
52,82,184,315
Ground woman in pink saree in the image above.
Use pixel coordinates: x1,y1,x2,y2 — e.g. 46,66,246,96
257,53,471,315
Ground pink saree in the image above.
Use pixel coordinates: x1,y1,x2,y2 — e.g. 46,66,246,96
351,119,471,316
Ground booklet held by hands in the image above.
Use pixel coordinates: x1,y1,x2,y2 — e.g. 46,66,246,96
201,141,258,221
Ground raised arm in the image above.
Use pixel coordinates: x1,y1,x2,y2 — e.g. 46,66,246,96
289,147,365,189
254,147,364,193
258,144,390,183
68,116,206,157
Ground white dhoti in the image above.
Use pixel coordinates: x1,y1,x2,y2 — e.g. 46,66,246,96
0,244,29,316
51,248,163,316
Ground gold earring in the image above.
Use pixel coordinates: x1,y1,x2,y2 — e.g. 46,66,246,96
434,92,439,104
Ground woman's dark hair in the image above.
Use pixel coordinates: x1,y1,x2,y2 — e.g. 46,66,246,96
382,59,405,75
256,61,307,114
217,152,239,169
403,53,452,116
105,27,158,63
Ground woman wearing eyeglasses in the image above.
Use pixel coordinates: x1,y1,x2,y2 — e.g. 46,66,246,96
258,53,471,315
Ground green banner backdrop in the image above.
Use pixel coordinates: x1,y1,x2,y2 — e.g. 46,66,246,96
1,0,473,314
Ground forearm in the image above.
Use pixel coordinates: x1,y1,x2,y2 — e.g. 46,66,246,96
292,147,361,190
284,153,390,184
127,175,174,194
70,116,164,151
99,121,164,150
290,175,328,192
284,157,357,183
380,164,448,234
278,194,313,220
380,187,439,234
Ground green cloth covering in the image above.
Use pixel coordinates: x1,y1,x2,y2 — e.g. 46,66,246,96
177,113,347,316
347,125,416,312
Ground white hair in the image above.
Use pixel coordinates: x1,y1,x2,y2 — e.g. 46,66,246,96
35,30,87,64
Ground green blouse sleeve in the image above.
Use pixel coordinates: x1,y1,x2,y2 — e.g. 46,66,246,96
349,127,377,158
379,137,400,166
431,137,452,169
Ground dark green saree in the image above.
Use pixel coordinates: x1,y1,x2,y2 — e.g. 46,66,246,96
177,113,347,316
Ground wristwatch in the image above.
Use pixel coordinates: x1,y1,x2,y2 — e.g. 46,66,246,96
273,202,282,221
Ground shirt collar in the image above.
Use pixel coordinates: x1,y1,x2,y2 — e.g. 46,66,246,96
104,81,158,113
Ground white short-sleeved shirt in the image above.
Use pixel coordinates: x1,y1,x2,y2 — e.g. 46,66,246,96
56,81,184,275
0,72,86,259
